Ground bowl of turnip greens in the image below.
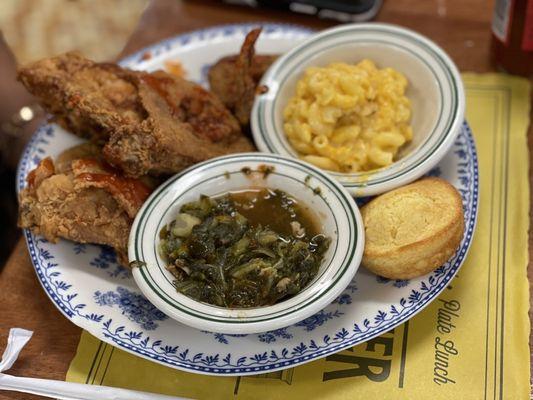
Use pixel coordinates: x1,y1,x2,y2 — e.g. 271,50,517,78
129,153,364,334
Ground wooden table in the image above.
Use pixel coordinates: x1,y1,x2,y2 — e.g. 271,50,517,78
1,0,523,399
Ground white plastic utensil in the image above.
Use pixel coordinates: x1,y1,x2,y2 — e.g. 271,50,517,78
0,328,188,400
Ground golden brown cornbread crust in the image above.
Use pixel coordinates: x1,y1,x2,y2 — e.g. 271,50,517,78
361,177,465,279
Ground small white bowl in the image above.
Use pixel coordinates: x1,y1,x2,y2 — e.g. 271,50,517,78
251,23,465,197
129,153,364,334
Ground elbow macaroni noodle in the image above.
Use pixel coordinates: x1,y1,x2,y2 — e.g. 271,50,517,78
283,59,413,173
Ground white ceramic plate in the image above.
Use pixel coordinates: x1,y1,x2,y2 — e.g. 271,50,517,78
17,23,478,376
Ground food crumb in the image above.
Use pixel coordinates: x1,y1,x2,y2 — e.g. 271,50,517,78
241,167,252,175
141,52,152,60
258,164,275,178
165,60,186,78
129,260,146,268
256,84,269,94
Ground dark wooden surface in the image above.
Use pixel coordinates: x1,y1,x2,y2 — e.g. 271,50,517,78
3,0,525,399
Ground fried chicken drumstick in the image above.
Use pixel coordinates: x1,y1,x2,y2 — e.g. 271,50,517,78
18,143,156,265
18,52,254,177
208,28,277,127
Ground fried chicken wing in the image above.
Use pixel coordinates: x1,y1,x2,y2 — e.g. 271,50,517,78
102,71,253,176
208,28,277,127
18,143,155,265
18,52,254,177
18,55,143,143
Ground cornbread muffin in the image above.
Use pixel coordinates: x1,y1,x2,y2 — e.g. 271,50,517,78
361,178,464,279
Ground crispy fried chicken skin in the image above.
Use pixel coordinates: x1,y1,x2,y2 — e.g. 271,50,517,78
18,52,254,177
208,28,277,127
18,143,156,265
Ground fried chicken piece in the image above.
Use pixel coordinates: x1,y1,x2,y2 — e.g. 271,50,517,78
18,52,254,177
208,28,278,127
18,55,143,144
18,143,155,265
103,71,253,176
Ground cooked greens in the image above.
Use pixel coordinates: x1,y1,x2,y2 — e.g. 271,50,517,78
159,189,330,308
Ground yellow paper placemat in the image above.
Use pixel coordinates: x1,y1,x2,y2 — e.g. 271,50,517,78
66,73,531,400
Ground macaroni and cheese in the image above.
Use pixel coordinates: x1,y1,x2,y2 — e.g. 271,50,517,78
283,59,413,173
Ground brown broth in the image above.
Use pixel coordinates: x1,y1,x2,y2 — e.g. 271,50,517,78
226,188,319,238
